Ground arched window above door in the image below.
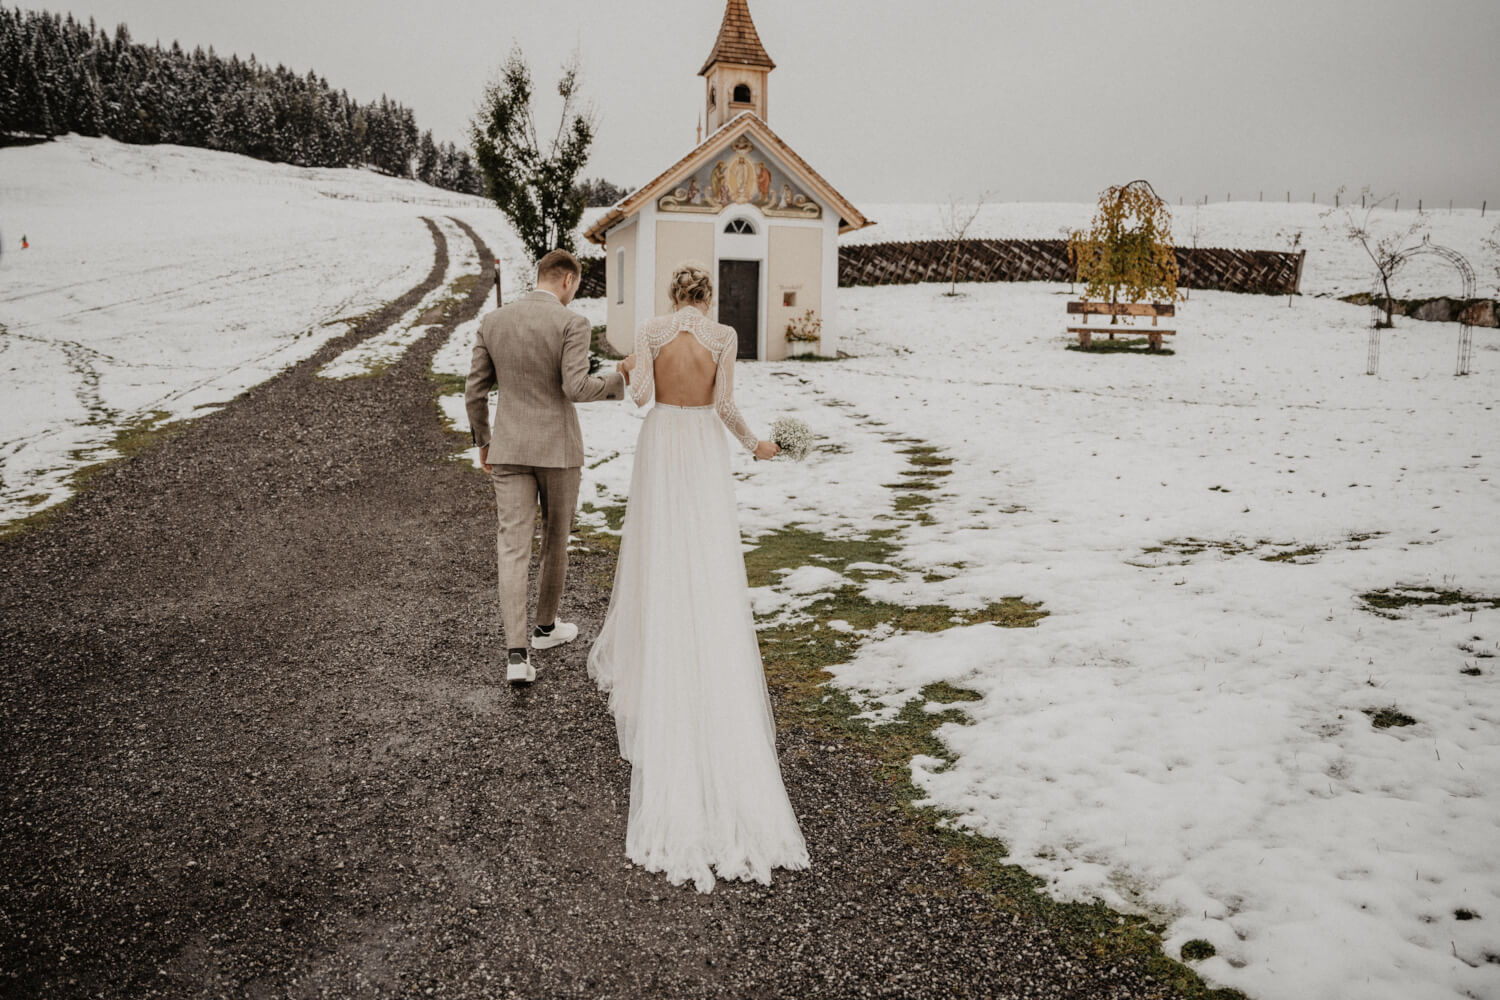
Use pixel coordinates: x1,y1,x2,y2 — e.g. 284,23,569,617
724,218,756,235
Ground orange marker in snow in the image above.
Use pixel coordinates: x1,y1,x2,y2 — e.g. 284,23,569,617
20,235,27,249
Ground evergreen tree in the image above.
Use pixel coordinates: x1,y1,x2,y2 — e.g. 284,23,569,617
416,128,440,185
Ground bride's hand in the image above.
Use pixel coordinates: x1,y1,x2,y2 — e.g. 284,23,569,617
753,440,780,461
616,354,636,383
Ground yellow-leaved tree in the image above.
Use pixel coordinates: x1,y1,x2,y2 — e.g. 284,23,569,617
1067,180,1183,319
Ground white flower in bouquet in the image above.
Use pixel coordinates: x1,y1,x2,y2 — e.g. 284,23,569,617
770,416,813,461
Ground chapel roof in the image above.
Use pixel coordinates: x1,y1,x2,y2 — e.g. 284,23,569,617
583,112,871,246
699,0,776,75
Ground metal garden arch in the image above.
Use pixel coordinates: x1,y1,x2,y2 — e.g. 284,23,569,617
1366,235,1477,376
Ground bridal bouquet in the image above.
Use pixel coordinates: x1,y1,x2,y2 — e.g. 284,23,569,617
770,416,813,461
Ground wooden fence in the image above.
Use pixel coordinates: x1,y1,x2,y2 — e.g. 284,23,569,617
578,256,608,299
578,239,1304,299
837,239,1305,295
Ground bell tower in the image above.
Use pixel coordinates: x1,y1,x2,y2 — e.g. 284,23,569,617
699,0,775,133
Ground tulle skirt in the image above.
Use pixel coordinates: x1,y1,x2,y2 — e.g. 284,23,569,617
586,403,810,893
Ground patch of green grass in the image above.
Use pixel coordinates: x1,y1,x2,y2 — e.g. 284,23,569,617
1362,588,1499,612
898,446,951,466
884,479,940,491
1128,537,1252,567
0,409,185,545
784,353,845,362
1261,544,1324,563
1181,939,1217,962
429,371,466,395
894,493,935,513
742,524,900,589
570,502,625,590
1364,705,1417,729
1066,337,1176,356
1461,666,1483,676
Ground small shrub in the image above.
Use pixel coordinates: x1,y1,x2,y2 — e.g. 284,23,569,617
1364,705,1416,729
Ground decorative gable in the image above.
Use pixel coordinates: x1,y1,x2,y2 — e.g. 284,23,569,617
657,135,821,220
583,113,870,245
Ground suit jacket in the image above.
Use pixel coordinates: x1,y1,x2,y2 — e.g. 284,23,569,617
465,290,625,468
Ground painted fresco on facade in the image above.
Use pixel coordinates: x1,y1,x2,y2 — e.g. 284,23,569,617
658,136,822,219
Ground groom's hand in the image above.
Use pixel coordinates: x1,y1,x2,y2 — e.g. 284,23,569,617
479,444,491,473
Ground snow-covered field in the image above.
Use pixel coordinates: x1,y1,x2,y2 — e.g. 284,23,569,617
8,137,1500,999
564,287,1500,997
0,136,523,523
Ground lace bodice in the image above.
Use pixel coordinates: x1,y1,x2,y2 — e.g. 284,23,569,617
632,307,758,453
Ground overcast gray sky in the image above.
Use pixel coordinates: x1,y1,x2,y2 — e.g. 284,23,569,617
59,0,1500,207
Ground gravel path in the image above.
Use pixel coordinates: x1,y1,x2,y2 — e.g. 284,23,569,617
1,219,1191,999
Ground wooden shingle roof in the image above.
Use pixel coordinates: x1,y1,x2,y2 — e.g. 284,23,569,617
698,0,776,75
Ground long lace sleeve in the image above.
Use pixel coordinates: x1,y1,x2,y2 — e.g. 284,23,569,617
713,338,759,453
630,319,655,407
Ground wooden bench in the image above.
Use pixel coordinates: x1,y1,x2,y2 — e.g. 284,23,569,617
1067,300,1176,352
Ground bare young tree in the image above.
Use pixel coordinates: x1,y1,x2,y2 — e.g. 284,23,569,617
939,193,987,296
1183,203,1204,301
1484,221,1500,296
1321,184,1427,328
1276,226,1303,308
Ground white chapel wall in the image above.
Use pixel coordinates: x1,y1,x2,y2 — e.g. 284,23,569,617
604,216,638,356
766,222,822,362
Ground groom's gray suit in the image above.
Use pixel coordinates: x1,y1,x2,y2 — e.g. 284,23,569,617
466,289,624,651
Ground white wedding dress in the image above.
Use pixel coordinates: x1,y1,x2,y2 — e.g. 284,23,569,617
586,305,810,893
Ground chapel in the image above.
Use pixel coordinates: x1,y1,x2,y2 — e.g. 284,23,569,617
585,0,871,361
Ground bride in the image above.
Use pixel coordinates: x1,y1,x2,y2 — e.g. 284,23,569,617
586,260,810,894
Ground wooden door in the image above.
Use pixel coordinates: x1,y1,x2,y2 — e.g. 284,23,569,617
717,259,760,360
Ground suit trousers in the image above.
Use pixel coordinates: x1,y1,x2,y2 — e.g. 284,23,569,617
490,464,581,650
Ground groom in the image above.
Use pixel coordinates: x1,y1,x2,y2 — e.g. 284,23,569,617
466,249,625,685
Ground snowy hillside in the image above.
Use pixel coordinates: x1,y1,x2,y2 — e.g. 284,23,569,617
0,136,526,525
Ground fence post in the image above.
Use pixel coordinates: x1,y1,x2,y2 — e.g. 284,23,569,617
494,259,502,307
1483,200,1487,217
1395,198,1399,211
1418,199,1422,213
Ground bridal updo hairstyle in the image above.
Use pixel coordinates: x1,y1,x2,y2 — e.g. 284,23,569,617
669,260,714,308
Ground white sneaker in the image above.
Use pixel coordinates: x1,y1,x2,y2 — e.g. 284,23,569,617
506,651,535,685
530,620,579,650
